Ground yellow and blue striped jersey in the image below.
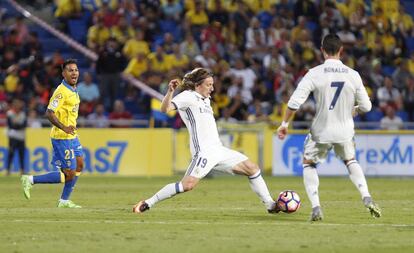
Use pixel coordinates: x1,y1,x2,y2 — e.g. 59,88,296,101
47,80,80,140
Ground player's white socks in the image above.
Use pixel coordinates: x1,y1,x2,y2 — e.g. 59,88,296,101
303,165,321,208
145,182,184,208
248,171,275,210
346,160,371,199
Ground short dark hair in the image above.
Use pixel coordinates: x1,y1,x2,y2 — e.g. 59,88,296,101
321,34,342,55
61,58,78,71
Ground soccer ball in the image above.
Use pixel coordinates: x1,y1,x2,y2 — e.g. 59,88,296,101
277,190,301,213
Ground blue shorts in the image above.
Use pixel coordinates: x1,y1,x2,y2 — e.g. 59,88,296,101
51,137,83,170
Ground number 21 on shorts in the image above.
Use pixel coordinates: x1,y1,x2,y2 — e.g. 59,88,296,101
65,149,75,159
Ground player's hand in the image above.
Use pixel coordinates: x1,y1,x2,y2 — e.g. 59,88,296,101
277,125,288,140
63,125,77,135
168,79,180,92
352,106,359,117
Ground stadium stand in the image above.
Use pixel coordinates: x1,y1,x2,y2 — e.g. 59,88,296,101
0,0,413,129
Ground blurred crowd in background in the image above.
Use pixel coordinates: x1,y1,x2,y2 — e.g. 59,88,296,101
1,0,414,129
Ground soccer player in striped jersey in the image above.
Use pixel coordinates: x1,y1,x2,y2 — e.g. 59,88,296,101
21,59,84,208
277,34,381,221
133,68,278,214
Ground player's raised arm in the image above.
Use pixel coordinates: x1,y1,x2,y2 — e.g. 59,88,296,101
160,79,180,113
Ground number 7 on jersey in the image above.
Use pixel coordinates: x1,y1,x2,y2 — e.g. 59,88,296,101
329,82,344,110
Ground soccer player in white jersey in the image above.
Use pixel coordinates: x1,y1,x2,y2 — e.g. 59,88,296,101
277,34,381,221
133,68,278,214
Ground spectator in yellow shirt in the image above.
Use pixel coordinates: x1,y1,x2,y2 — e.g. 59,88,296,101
244,0,271,14
122,30,150,59
380,29,396,55
54,0,81,18
391,6,414,35
111,16,135,45
4,65,20,94
370,7,390,32
361,21,379,51
124,52,148,78
336,0,364,19
147,45,172,73
167,44,189,71
87,18,111,50
408,52,414,75
185,1,209,26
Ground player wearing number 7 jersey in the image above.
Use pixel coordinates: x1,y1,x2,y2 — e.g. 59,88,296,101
133,68,279,214
277,34,381,221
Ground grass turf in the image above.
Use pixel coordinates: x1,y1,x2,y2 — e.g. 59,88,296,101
0,175,413,253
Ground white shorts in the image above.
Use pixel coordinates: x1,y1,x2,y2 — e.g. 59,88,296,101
185,146,248,178
303,134,356,164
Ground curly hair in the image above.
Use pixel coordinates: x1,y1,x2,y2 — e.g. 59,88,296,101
180,68,213,90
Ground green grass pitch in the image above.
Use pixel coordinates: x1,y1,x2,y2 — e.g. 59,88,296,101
0,175,413,253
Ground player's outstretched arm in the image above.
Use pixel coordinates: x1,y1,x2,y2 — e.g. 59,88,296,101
46,109,76,135
160,79,180,113
277,107,296,140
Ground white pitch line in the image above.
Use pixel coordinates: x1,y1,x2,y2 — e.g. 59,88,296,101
5,219,414,228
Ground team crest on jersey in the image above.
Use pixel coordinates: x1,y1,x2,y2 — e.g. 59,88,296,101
66,160,71,167
73,104,79,112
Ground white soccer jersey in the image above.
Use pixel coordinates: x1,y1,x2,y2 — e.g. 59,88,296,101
172,90,222,155
288,59,372,143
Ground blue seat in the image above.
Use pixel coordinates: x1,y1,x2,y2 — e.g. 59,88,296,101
362,109,383,129
405,37,414,55
306,21,318,32
152,110,170,122
365,110,384,123
396,111,409,121
40,38,71,53
382,65,396,76
133,113,149,128
151,110,174,127
68,19,87,43
29,25,53,38
257,11,272,29
158,19,182,41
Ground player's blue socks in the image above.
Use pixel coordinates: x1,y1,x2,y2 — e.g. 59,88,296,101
33,171,64,184
60,172,80,200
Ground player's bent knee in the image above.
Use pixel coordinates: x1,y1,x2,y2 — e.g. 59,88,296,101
243,160,259,176
62,169,76,181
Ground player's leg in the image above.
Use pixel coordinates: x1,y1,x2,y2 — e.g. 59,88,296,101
302,135,330,221
134,175,199,213
6,139,17,175
20,139,66,199
335,142,381,218
303,161,323,221
58,138,83,208
133,153,214,213
211,147,276,212
17,140,25,175
231,159,277,212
